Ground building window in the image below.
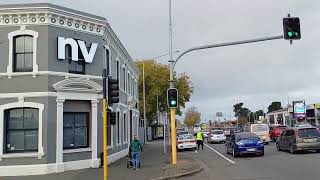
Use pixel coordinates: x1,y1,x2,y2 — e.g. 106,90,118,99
106,49,110,75
63,112,89,149
117,112,120,144
116,61,119,83
122,67,126,91
124,113,127,142
66,45,85,74
127,73,131,94
5,108,38,153
13,35,33,72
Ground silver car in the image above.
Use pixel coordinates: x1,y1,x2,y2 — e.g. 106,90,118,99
207,130,227,144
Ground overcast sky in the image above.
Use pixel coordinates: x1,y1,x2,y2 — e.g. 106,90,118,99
2,0,320,121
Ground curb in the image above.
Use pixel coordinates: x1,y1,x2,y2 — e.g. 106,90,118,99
150,158,203,180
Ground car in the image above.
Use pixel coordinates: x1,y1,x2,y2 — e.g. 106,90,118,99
226,132,264,157
293,123,314,128
176,130,190,137
244,123,270,144
276,127,320,154
176,134,197,151
269,125,287,142
201,129,210,138
207,130,227,144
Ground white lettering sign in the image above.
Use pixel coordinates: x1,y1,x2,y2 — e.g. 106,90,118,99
58,37,98,63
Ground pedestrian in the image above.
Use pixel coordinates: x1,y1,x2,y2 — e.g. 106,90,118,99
129,135,143,170
196,131,204,150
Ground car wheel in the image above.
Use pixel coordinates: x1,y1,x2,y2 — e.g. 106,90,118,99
316,149,320,153
289,144,295,154
276,143,281,151
260,150,265,156
232,148,238,158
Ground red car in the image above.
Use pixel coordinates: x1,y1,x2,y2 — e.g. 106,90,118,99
269,125,287,141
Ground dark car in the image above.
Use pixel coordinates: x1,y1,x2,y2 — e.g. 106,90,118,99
226,132,264,157
276,127,320,154
269,125,287,142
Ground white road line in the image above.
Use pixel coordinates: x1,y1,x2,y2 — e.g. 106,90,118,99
204,143,236,164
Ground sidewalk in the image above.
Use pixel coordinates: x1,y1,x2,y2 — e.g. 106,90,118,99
2,140,202,180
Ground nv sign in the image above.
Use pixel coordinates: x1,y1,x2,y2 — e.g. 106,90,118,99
58,37,98,63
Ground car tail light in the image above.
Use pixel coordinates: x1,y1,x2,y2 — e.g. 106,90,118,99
189,140,196,143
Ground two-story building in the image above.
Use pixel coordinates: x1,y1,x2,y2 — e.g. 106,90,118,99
0,3,140,176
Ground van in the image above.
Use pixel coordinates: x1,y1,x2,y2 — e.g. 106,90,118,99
244,123,270,144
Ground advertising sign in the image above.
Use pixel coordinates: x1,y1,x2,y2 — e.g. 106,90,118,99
293,100,306,119
216,112,223,117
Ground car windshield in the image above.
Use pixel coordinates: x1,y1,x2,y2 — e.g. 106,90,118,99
235,133,259,141
298,128,320,138
177,131,189,135
178,134,194,140
212,130,223,134
252,124,269,132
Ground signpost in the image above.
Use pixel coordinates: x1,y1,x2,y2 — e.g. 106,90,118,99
293,100,306,120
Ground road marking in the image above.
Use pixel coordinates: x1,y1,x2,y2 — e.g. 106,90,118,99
204,143,236,164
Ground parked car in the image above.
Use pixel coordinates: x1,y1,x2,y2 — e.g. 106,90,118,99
244,123,270,144
177,134,196,151
176,130,190,137
269,125,287,141
226,132,264,157
207,130,226,144
276,127,320,154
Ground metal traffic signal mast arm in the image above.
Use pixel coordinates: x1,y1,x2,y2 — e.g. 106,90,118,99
172,35,283,71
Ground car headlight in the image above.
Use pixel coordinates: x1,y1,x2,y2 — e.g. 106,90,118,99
236,142,244,146
257,140,263,145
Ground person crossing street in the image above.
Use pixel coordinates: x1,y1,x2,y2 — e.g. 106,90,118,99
196,131,204,150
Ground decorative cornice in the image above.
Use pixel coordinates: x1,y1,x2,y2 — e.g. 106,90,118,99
0,8,106,36
53,78,103,93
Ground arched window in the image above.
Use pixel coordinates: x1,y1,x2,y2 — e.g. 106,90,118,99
13,35,34,72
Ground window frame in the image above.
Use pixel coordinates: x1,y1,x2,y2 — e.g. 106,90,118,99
66,44,86,74
7,27,39,77
13,35,34,72
63,112,90,149
4,107,39,153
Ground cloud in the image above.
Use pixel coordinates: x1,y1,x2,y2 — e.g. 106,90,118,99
2,0,320,119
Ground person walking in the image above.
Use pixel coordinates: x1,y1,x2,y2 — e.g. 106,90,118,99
130,135,143,170
196,131,204,150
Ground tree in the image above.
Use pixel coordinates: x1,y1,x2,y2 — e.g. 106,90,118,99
136,60,194,124
233,102,250,118
184,107,201,128
268,102,282,113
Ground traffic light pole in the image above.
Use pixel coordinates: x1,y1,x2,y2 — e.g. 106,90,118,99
102,69,108,180
173,35,284,70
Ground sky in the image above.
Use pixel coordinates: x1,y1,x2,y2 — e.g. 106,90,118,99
2,0,320,121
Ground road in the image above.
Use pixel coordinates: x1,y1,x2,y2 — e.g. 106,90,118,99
180,142,320,180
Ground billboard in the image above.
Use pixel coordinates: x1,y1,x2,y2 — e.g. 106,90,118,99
293,100,306,119
216,112,223,117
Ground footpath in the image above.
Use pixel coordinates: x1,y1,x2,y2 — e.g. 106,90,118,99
2,140,202,180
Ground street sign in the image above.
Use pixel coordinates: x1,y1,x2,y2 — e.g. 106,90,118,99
293,100,306,119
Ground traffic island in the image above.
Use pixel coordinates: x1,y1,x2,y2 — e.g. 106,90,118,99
152,155,203,180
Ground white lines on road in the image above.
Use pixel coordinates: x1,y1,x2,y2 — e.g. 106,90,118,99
204,143,236,164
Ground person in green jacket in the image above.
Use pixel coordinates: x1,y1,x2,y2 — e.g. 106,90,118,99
130,135,143,170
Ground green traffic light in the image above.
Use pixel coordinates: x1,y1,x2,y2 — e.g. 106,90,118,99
288,31,293,37
295,32,299,36
170,100,177,106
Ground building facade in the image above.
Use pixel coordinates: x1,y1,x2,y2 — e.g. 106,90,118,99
0,3,140,176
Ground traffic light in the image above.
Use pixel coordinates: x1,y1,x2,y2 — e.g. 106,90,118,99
108,77,119,105
167,88,178,108
108,112,116,125
283,17,301,40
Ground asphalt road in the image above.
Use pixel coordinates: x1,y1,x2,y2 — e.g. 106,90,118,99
181,142,320,180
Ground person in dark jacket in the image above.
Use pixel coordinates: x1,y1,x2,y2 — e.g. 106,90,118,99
129,135,143,170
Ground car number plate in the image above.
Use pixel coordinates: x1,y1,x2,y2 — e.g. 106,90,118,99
247,148,256,152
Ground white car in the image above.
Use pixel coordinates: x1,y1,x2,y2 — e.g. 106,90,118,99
207,130,227,144
177,134,197,150
202,131,209,138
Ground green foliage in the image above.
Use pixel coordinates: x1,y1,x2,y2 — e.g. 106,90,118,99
268,102,282,113
233,103,250,118
136,60,194,123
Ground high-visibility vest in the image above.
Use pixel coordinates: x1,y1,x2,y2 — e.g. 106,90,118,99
196,132,203,141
